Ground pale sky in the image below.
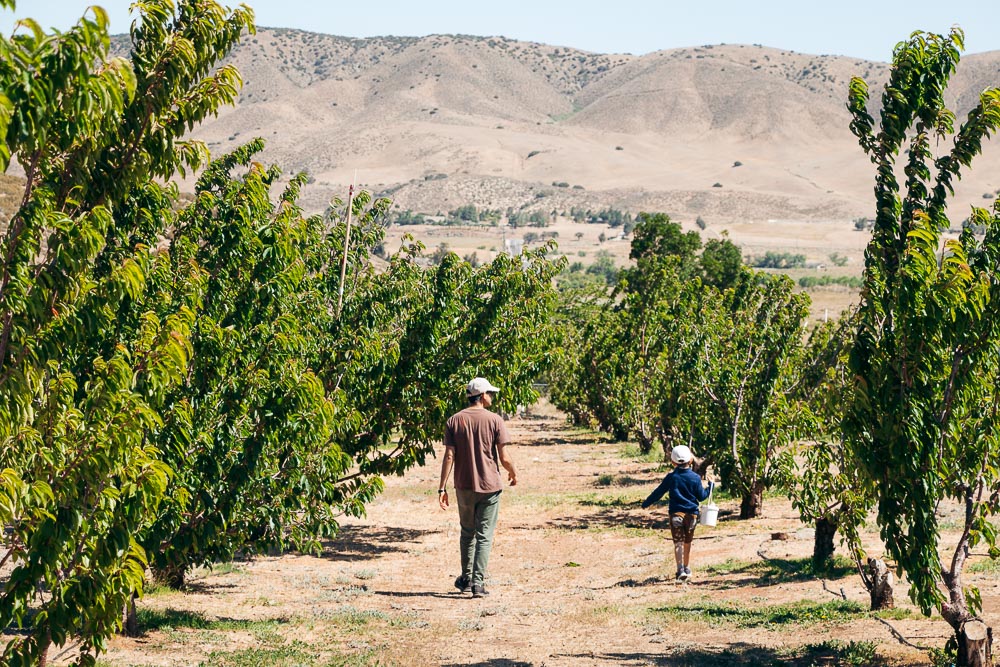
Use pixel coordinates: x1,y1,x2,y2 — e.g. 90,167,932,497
2,0,998,62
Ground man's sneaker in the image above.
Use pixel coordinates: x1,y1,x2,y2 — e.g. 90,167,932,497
454,575,471,593
683,566,692,580
471,584,489,598
675,567,685,581
678,567,691,582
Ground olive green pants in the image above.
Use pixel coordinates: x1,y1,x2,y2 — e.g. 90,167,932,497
456,489,502,587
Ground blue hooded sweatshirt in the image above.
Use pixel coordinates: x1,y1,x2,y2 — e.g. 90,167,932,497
641,466,713,514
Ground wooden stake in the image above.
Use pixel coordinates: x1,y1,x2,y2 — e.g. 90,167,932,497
336,173,357,316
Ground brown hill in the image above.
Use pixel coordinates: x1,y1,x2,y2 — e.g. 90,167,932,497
91,31,1000,226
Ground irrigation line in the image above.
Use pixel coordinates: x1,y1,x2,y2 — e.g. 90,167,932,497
876,616,929,651
50,641,81,662
756,538,846,604
757,541,928,652
821,579,847,600
750,531,936,653
756,539,770,563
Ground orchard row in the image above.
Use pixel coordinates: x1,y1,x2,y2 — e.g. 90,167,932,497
2,2,1000,666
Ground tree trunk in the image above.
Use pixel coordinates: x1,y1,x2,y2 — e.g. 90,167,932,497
636,428,654,455
153,563,187,590
956,620,993,667
122,592,139,637
866,557,894,610
739,483,764,519
38,629,51,667
692,456,713,478
813,516,838,570
656,419,677,463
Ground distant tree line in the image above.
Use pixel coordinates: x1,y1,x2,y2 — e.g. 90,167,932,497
798,275,863,289
568,206,634,230
751,251,807,269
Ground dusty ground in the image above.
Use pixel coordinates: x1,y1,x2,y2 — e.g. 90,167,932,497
83,409,1000,667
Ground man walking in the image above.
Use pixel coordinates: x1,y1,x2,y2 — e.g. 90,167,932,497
438,377,517,597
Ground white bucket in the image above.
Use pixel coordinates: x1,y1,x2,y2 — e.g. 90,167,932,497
699,484,718,527
699,503,719,527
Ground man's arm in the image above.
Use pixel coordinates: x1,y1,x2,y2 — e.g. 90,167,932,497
438,446,455,509
497,443,517,486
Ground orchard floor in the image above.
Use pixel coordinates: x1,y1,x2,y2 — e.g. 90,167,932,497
88,409,1000,667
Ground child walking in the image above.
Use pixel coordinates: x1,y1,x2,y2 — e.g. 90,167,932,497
640,445,714,581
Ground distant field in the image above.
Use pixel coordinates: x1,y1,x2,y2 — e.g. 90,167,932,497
1,171,864,321
383,215,866,319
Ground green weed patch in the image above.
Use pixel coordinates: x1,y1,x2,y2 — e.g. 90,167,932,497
198,642,314,667
705,556,856,583
197,642,388,667
658,639,881,666
620,443,666,463
594,474,650,487
650,597,906,629
968,557,1000,574
573,492,643,508
136,608,288,635
321,606,390,627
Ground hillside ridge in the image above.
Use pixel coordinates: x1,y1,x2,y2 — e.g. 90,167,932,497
95,30,1000,223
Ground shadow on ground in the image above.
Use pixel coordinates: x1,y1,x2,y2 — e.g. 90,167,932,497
322,525,438,561
517,434,603,447
546,503,740,533
703,556,856,590
182,579,241,594
135,607,289,633
594,474,652,488
546,506,669,531
612,575,670,588
374,590,463,600
551,641,881,666
512,421,614,448
440,661,533,667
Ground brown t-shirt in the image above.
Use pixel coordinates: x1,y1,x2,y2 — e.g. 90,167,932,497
444,407,511,493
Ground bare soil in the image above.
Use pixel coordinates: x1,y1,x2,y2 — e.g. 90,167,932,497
86,409,1000,666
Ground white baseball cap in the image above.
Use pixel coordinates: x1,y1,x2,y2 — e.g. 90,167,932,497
670,445,693,465
466,377,500,397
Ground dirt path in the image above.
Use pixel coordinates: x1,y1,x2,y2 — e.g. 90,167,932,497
94,413,997,666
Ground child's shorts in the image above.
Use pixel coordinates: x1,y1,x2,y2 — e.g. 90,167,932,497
670,512,698,544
